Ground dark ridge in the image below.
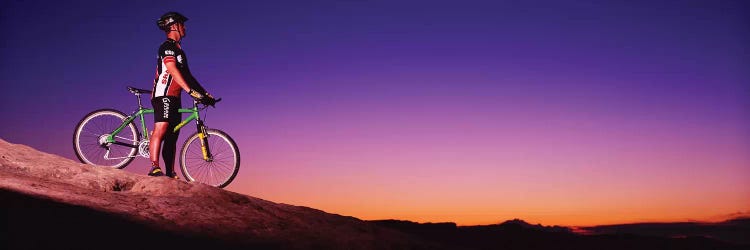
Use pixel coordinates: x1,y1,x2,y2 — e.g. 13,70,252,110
0,188,278,250
581,218,750,246
371,219,747,250
722,217,750,225
498,218,573,233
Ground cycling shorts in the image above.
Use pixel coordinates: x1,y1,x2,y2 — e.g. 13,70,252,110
151,96,181,123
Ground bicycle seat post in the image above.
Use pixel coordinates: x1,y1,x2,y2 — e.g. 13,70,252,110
136,92,144,109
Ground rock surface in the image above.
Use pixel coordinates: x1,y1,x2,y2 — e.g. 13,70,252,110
0,139,435,249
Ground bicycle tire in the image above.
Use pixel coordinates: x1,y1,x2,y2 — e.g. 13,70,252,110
180,129,240,188
73,109,140,169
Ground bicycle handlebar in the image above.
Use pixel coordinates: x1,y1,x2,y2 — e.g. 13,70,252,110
195,97,221,109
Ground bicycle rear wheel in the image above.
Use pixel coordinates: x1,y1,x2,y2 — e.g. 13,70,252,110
180,129,240,188
73,109,140,169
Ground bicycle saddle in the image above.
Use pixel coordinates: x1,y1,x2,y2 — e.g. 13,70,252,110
127,86,153,95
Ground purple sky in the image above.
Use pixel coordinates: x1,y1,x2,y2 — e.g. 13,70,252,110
1,0,748,226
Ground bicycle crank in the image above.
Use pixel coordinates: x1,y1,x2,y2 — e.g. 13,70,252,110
138,140,150,158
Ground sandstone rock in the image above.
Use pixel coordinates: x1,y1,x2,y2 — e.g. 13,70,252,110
0,139,438,249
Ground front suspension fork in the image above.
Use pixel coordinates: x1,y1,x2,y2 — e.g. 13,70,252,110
197,121,213,161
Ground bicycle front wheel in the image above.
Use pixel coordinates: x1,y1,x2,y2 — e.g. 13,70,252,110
73,109,140,169
180,129,240,188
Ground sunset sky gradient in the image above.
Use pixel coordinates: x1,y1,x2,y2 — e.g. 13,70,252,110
1,0,748,226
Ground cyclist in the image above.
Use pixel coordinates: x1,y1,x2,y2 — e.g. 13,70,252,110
149,11,216,178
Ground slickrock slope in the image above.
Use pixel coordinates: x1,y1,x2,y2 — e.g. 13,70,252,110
0,139,435,249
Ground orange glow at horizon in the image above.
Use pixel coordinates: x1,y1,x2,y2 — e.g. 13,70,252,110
228,155,750,227
2,0,749,231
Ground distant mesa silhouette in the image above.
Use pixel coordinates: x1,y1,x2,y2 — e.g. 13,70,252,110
0,138,747,250
371,218,748,250
579,218,750,246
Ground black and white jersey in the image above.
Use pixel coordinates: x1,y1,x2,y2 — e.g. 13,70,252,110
152,39,205,98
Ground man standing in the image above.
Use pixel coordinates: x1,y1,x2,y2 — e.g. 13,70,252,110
149,12,216,178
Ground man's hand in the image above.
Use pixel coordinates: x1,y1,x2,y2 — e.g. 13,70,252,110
189,89,217,106
202,96,217,106
188,89,204,100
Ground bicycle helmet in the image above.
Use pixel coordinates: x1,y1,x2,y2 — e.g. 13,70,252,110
157,12,188,31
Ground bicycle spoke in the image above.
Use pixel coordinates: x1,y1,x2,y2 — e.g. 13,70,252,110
74,110,138,168
80,130,103,137
181,131,238,188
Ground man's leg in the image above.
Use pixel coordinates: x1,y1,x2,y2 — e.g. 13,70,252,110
148,122,169,176
162,123,180,177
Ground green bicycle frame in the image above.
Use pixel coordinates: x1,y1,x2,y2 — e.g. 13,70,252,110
107,107,199,140
105,105,210,160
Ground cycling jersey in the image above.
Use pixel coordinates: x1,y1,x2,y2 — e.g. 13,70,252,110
152,38,207,98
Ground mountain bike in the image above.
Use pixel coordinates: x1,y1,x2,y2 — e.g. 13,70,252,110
72,86,240,188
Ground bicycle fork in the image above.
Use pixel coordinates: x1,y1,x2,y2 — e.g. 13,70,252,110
196,120,213,162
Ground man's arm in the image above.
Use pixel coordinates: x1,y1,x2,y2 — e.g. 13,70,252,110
164,61,192,94
165,60,215,104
